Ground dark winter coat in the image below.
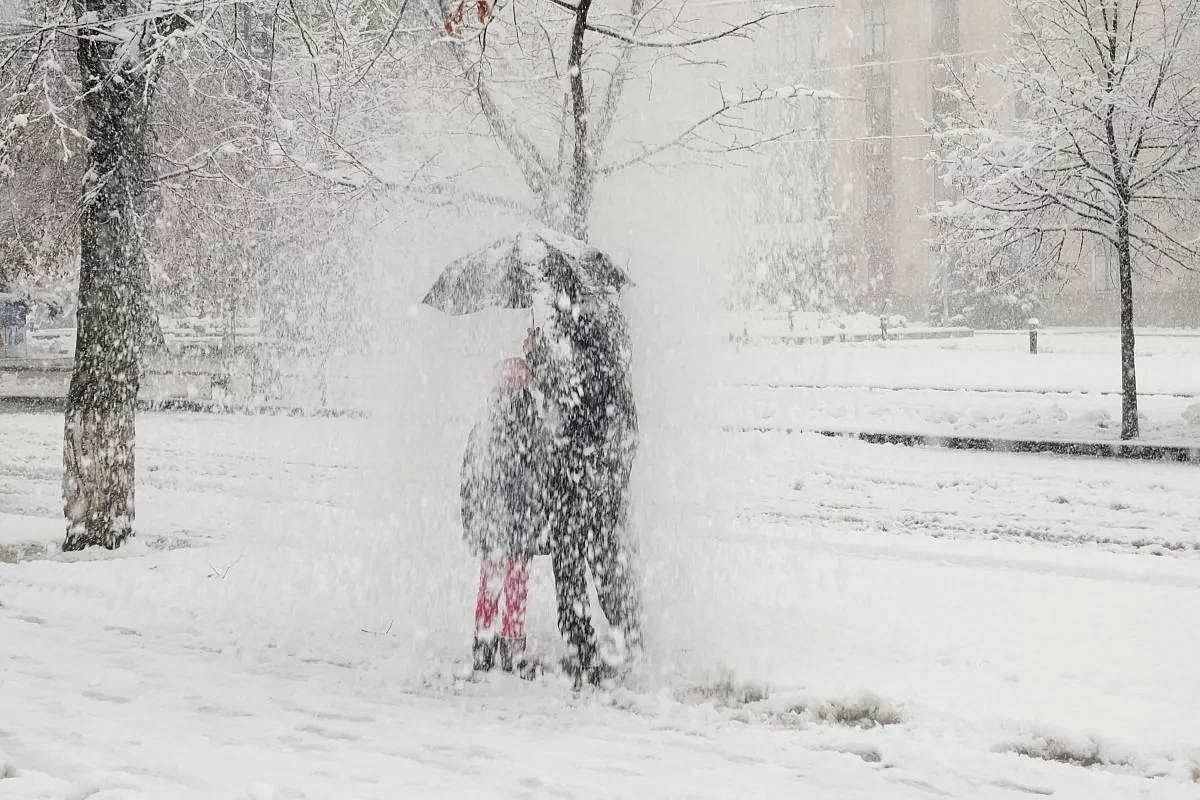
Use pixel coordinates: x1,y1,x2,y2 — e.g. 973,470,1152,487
529,301,638,541
460,389,552,557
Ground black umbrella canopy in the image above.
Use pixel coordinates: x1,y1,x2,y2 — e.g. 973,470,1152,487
422,229,632,316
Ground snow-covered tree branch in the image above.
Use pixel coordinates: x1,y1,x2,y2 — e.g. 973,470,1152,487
421,0,821,240
932,0,1200,439
1,0,430,549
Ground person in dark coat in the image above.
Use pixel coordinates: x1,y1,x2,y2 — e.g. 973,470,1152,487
461,357,550,675
526,295,641,685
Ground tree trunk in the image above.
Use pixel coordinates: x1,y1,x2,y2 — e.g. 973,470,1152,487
62,1,152,551
1116,220,1139,440
1102,45,1137,440
565,0,595,241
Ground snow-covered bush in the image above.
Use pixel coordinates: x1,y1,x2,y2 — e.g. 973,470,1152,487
928,239,1042,329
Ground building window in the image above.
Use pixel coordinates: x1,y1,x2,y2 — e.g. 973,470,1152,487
1091,242,1118,293
861,59,893,300
865,80,892,136
930,0,961,122
930,0,960,54
863,138,894,299
1012,88,1031,120
864,2,887,58
773,13,811,66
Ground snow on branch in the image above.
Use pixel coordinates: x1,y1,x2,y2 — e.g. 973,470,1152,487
931,0,1200,275
541,0,828,49
599,83,847,175
421,0,553,197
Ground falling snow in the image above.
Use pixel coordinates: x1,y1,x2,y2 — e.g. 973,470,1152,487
3,0,1200,797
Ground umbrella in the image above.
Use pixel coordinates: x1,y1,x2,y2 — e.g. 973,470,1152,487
422,228,632,315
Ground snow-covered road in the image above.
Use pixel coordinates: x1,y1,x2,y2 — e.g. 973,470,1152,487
2,410,1198,798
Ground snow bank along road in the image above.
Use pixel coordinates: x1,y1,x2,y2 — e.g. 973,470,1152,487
2,410,1199,798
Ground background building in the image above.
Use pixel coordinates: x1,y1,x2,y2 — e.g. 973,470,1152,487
744,0,1200,325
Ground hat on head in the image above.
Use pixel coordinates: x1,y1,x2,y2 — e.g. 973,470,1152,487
495,357,532,390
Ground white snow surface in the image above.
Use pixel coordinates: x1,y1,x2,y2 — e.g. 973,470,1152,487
723,331,1200,444
2,407,1199,798
7,329,1198,446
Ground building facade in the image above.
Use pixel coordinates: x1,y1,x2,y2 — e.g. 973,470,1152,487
744,0,1200,325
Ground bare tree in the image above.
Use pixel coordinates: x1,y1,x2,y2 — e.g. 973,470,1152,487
4,0,205,547
736,10,854,317
149,0,423,367
1,0,419,548
58,0,193,549
422,0,820,240
933,0,1200,439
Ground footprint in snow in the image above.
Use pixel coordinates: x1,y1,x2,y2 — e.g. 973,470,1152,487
301,709,376,724
104,625,141,637
293,723,361,742
81,688,132,704
196,704,253,718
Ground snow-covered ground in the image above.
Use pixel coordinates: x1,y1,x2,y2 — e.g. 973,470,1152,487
724,331,1200,443
2,410,1198,798
735,310,928,339
5,329,1199,445
731,330,1200,395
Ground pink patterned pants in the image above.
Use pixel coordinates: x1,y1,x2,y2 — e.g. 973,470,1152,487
474,556,531,639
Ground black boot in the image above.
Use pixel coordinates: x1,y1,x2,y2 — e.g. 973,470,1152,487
586,661,620,688
472,636,496,672
498,637,539,679
560,655,584,691
560,640,597,690
497,637,521,673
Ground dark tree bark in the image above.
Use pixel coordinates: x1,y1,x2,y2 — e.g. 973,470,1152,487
1116,212,1138,440
564,0,594,241
1103,19,1139,441
62,0,154,550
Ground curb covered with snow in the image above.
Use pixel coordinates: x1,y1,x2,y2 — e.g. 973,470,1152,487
0,396,368,418
7,396,1197,461
740,327,975,346
730,425,1200,464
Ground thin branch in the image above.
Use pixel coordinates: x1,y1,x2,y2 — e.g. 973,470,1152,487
544,0,826,48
